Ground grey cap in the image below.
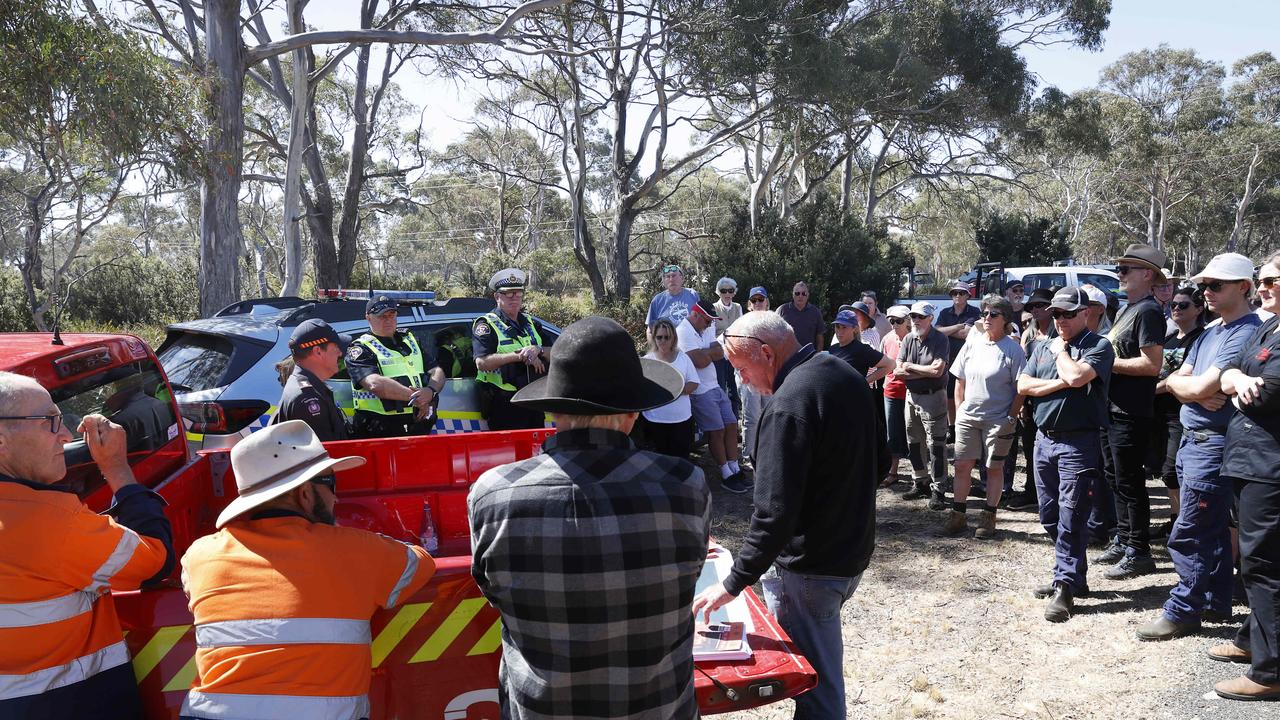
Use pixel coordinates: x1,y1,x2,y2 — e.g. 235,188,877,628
1049,285,1089,312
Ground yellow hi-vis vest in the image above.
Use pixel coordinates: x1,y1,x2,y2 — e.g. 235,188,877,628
475,312,544,392
351,332,425,416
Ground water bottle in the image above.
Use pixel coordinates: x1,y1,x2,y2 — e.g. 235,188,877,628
419,499,439,554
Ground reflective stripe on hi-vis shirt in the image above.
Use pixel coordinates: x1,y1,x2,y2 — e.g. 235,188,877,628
181,689,371,720
0,640,130,700
86,528,142,594
385,545,421,608
195,618,371,648
0,591,94,629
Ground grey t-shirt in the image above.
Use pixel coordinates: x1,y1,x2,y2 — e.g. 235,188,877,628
897,327,951,393
776,303,826,348
951,335,1026,420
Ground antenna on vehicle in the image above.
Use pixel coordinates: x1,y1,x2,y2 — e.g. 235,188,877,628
50,291,64,346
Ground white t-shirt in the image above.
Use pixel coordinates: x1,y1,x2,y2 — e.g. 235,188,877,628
676,319,720,394
642,351,698,423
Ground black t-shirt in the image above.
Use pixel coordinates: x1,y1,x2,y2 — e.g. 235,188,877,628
828,340,882,378
936,304,980,361
1154,327,1205,417
1223,317,1280,484
1106,295,1166,417
472,311,555,391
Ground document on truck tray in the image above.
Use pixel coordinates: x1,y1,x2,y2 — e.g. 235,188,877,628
693,543,754,662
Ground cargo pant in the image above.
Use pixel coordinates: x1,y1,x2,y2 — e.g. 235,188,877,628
1163,431,1233,623
905,387,948,493
1034,430,1099,593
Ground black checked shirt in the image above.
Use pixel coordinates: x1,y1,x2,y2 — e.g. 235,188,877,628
468,428,711,720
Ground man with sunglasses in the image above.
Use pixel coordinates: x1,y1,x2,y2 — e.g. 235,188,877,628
179,421,435,719
895,302,951,509
0,372,174,719
474,268,555,430
348,294,446,438
937,284,981,442
1018,286,1115,622
1138,253,1261,641
646,263,701,337
1094,244,1168,580
776,281,826,350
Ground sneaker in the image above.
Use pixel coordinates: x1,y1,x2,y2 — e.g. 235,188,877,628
735,470,754,487
1104,553,1157,580
1004,490,1038,511
971,484,987,499
720,474,750,494
974,509,997,540
942,510,968,536
1136,615,1201,642
927,491,948,511
902,482,931,501
1094,542,1126,565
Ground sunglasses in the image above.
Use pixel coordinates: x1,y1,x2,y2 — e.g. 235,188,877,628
1199,280,1241,293
1169,300,1194,311
719,288,734,294
1007,287,1024,294
1026,302,1049,310
889,317,907,325
1260,276,1279,289
749,297,767,303
983,311,1004,319
661,265,681,274
0,413,64,433
311,473,337,493
909,313,929,320
1050,309,1080,320
1116,265,1134,275
793,291,808,296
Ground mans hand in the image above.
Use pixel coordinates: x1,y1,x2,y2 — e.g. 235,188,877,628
691,582,738,624
1049,337,1065,355
893,366,908,378
518,345,540,364
79,415,136,492
1200,391,1229,412
1237,375,1266,405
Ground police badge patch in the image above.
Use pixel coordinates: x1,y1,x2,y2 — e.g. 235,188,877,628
474,321,491,336
305,399,322,416
348,345,363,361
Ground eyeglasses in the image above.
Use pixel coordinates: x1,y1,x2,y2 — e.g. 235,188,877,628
0,414,64,433
1169,300,1194,311
498,289,523,298
1199,280,1241,293
719,289,734,294
311,473,337,493
793,291,808,296
724,333,767,346
1260,276,1279,289
889,317,907,325
661,265,681,274
1050,309,1080,320
983,311,1004,319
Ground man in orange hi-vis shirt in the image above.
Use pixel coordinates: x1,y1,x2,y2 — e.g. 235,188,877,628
179,420,435,720
0,371,175,720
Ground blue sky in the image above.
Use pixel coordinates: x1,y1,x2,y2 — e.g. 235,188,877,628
1023,0,1280,92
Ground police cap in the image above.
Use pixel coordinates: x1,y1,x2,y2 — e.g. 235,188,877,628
366,294,399,315
289,319,350,353
489,268,527,293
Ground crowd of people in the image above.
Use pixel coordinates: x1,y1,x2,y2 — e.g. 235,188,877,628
3,250,1278,719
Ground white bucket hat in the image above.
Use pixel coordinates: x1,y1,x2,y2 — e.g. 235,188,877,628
216,420,366,528
1190,253,1256,286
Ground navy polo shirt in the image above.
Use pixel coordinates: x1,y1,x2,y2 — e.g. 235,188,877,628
1022,329,1115,432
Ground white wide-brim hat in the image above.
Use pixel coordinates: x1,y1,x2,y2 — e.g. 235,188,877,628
216,420,366,528
1190,253,1256,285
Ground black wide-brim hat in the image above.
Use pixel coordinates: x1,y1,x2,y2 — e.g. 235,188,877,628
511,315,684,414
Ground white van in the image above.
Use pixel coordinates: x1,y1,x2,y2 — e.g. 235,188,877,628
980,266,1121,297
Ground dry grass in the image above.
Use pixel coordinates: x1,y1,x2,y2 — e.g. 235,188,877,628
703,460,1261,720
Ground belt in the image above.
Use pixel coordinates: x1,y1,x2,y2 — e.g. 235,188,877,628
910,387,943,395
1039,428,1094,440
1189,429,1225,442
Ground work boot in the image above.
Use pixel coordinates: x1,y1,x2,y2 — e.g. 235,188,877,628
1004,490,1038,511
1214,675,1280,701
1104,553,1157,580
903,481,931,500
1034,583,1089,599
942,510,968,536
1208,643,1252,663
927,490,948,511
1044,582,1074,623
1202,608,1234,624
1136,615,1201,642
974,509,997,539
1094,541,1125,565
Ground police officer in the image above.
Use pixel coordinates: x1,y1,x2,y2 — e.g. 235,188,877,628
1017,286,1115,623
275,319,350,441
473,268,554,430
347,294,446,438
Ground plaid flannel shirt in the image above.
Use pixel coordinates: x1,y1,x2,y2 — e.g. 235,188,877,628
469,428,711,720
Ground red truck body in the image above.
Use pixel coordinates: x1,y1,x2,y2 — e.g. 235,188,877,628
4,333,816,718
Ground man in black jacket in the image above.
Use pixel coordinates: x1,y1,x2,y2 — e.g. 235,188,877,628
693,311,876,719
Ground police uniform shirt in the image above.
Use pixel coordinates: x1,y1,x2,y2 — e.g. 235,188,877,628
346,330,439,414
275,365,348,441
472,312,555,391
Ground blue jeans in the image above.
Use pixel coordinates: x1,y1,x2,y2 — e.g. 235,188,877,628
1164,432,1233,622
1034,431,1099,592
715,358,741,420
761,565,861,719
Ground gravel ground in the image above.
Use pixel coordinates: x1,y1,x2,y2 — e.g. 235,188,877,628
698,458,1280,720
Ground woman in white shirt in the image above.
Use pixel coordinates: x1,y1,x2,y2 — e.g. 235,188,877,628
636,317,700,458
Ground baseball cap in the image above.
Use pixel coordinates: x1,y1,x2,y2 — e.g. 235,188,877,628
1024,288,1054,308
949,283,971,296
886,305,910,319
691,298,718,320
1049,286,1088,312
1190,253,1256,285
366,294,399,315
289,319,350,352
748,286,768,300
833,309,859,327
909,301,936,318
1080,284,1108,306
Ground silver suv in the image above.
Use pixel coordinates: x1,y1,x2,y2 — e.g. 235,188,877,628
157,292,559,451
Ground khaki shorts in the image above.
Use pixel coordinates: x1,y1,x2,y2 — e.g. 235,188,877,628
954,413,1016,463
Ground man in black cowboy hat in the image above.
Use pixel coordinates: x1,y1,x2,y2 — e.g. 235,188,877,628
468,316,710,720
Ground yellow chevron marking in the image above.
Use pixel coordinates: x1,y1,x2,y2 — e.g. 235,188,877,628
163,655,199,693
409,598,487,663
437,410,484,420
370,602,432,668
132,625,190,683
467,618,502,656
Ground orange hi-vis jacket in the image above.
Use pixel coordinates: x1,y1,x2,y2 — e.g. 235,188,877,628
0,477,172,703
179,511,436,720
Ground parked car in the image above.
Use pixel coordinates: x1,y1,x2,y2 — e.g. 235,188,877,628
156,290,560,451
978,266,1121,297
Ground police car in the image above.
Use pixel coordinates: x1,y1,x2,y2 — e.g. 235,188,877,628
156,289,560,451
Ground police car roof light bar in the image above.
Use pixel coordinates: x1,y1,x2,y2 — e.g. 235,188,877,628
317,288,437,302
